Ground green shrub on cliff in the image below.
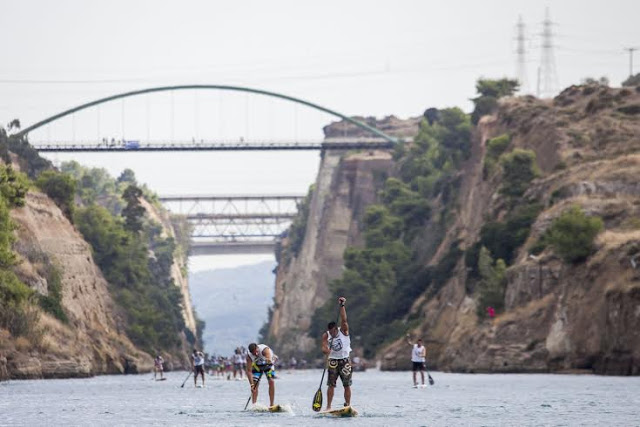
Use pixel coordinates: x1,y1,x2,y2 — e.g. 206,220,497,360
471,78,519,125
546,206,603,263
475,202,543,266
3,135,52,178
0,180,41,339
622,73,640,87
401,107,471,189
476,246,507,318
0,165,29,268
499,149,540,198
36,170,76,220
483,133,510,178
37,265,67,323
0,165,29,208
380,178,431,233
75,203,187,352
309,109,472,357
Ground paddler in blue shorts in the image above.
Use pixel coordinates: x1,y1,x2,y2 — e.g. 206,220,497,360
246,342,278,407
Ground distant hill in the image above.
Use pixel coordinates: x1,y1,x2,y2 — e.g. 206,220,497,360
189,260,276,356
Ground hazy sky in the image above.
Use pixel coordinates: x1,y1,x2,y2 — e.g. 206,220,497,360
1,0,638,269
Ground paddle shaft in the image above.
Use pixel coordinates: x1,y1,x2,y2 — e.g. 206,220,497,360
313,304,342,410
180,370,192,388
317,305,341,389
425,366,434,385
244,371,263,410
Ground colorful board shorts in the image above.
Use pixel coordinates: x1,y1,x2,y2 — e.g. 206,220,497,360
251,362,276,383
327,358,352,387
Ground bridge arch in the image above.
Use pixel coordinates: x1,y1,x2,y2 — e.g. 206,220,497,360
16,85,398,143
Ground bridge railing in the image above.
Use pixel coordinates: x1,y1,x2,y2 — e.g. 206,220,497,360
29,138,395,152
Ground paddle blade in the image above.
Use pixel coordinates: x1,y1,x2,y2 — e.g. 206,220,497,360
428,374,435,385
312,388,323,412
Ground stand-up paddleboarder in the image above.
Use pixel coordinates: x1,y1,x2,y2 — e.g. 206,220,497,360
192,348,206,387
322,296,352,410
246,343,278,407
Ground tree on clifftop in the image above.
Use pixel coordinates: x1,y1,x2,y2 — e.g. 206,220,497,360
122,185,145,233
471,78,519,125
117,168,137,185
622,73,640,87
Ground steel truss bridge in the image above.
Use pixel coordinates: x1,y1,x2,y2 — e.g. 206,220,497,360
16,85,398,255
160,194,304,256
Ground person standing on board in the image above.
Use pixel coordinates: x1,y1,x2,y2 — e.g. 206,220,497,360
322,296,352,410
233,348,244,379
192,348,206,387
246,342,278,407
153,354,164,380
406,335,427,387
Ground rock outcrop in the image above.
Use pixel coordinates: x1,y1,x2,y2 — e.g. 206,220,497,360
4,191,152,379
269,117,418,355
140,198,197,335
381,86,640,375
271,86,640,375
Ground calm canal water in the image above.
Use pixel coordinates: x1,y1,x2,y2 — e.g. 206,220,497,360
1,369,639,426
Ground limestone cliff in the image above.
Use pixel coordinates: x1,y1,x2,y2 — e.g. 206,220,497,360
381,85,640,375
2,190,152,379
269,116,418,355
270,85,640,375
140,198,196,335
0,165,197,380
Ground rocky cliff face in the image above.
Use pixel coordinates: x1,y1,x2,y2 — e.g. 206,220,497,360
0,174,197,381
381,85,640,375
2,191,152,380
140,198,196,335
269,117,418,355
270,86,640,375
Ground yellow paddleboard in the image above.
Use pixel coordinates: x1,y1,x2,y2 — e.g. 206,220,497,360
319,406,358,417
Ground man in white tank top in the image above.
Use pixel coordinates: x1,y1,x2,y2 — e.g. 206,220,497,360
406,335,426,386
322,296,352,410
246,342,278,407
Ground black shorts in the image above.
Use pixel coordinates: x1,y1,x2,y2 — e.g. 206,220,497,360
194,365,205,375
327,358,352,387
412,361,425,372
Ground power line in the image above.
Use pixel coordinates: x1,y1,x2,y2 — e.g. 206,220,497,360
624,47,639,77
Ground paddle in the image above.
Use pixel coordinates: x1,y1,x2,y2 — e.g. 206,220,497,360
180,371,192,388
312,306,340,412
425,366,435,385
244,371,263,410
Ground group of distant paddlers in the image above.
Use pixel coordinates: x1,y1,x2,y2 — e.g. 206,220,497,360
153,296,433,411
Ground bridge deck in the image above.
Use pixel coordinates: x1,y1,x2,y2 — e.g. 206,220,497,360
190,240,276,256
32,140,394,152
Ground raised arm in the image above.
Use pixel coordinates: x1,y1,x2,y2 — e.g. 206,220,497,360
406,334,413,346
338,296,349,335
